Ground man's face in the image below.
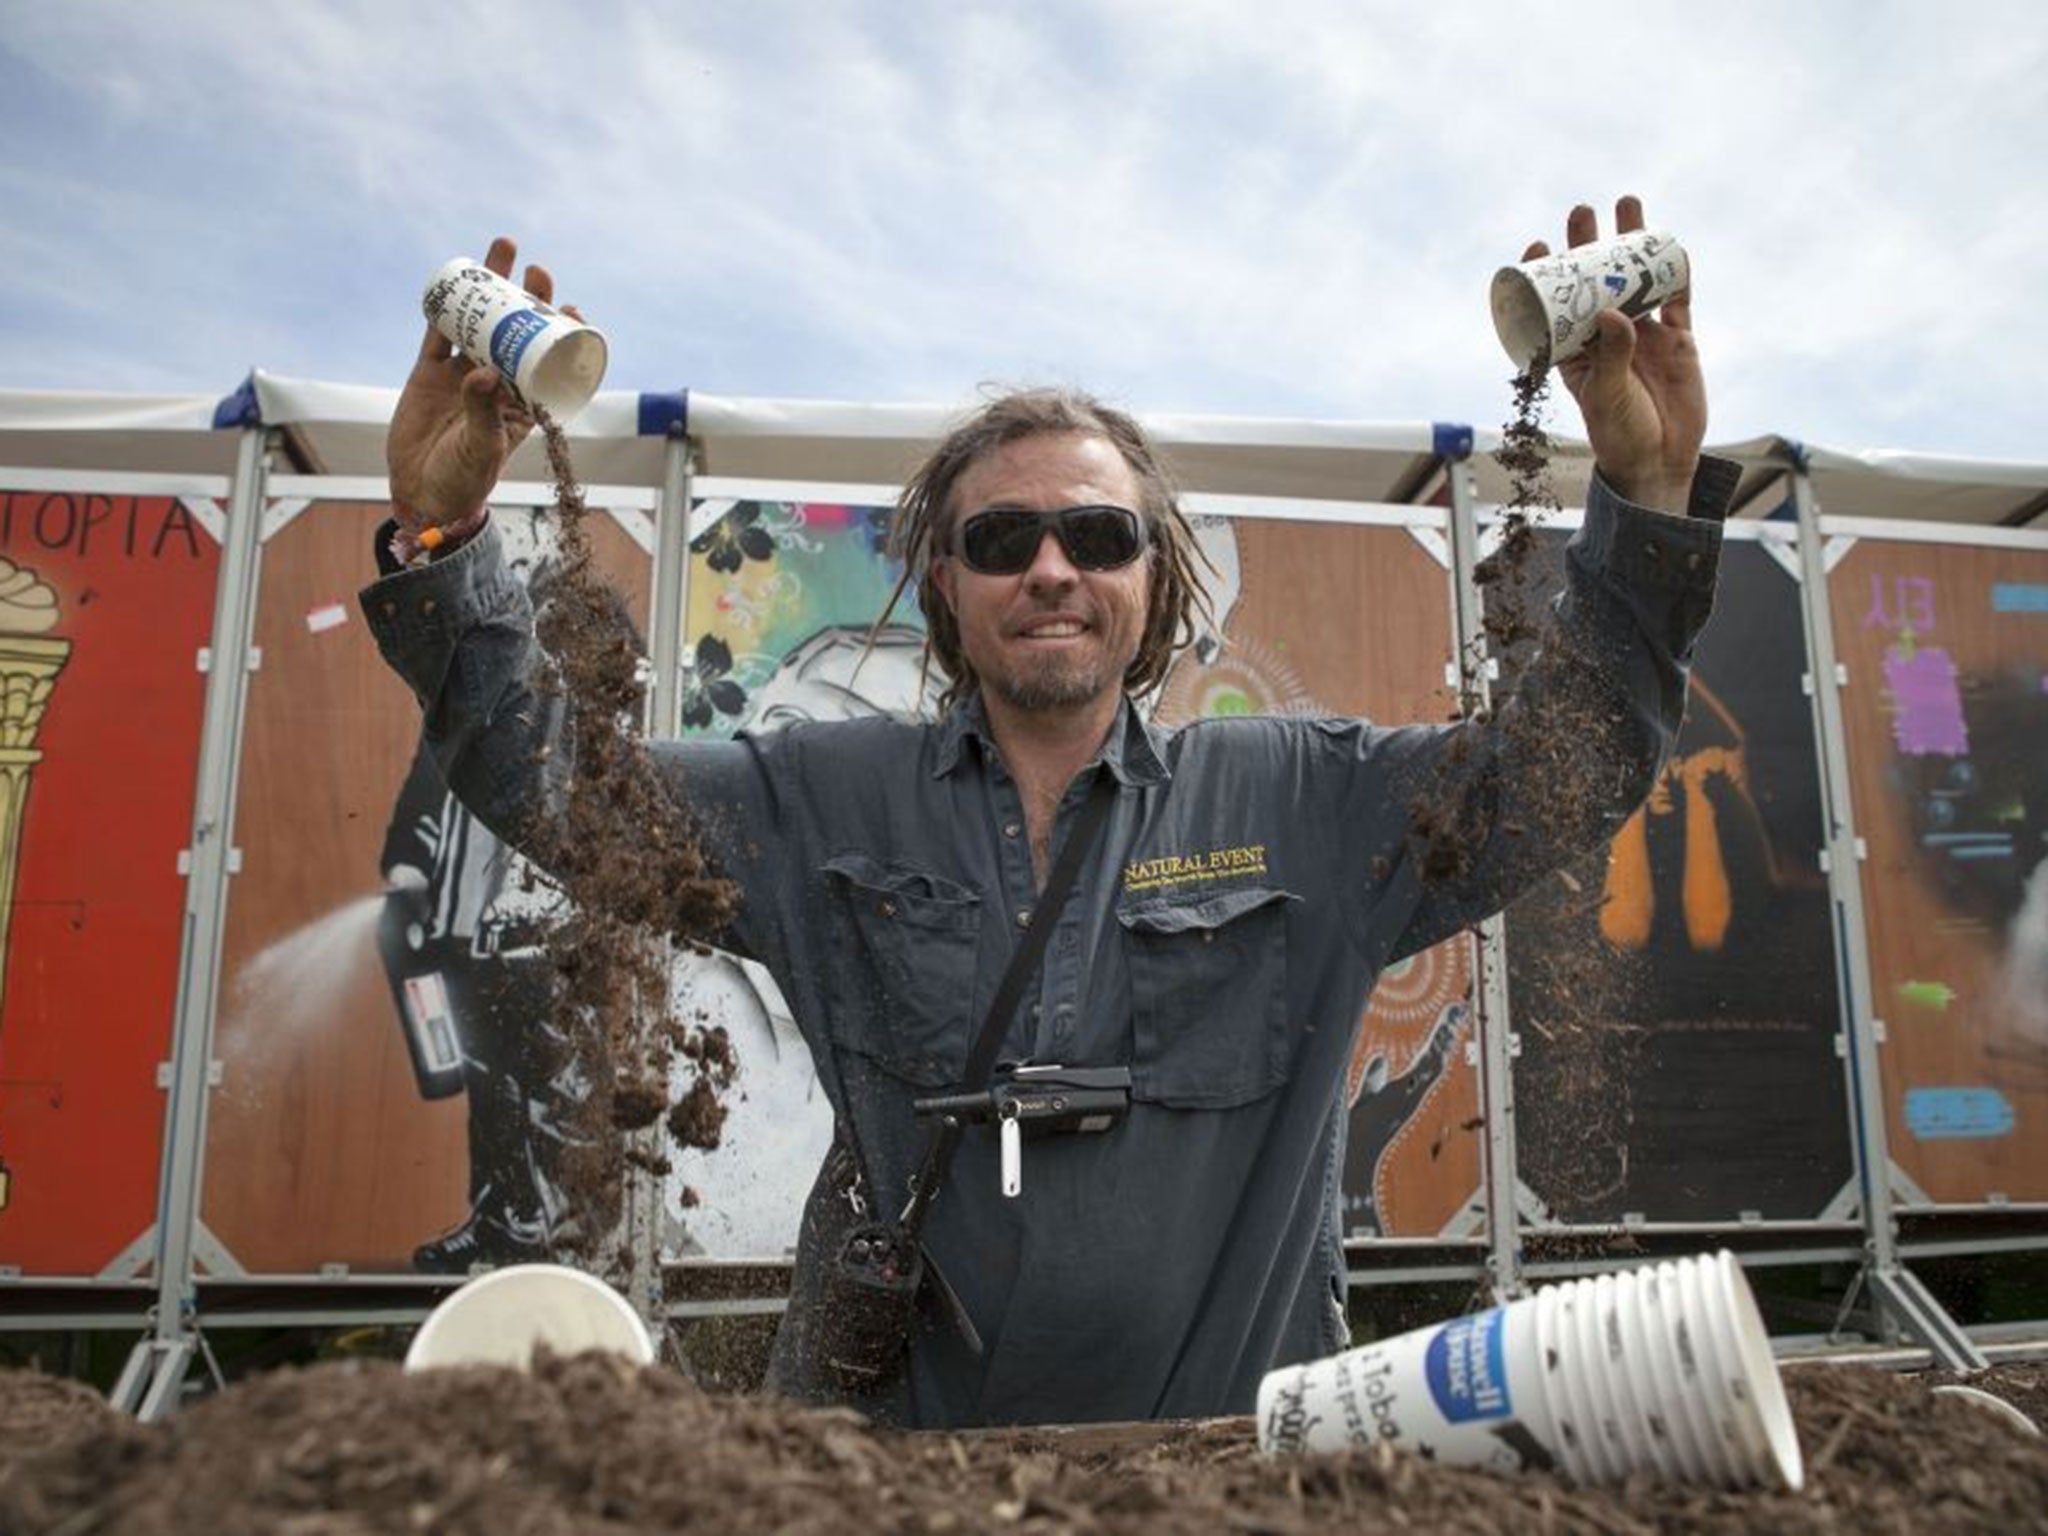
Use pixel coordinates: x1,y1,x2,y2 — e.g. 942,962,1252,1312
933,432,1154,717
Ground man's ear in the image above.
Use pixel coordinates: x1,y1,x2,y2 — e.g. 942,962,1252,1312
930,555,956,614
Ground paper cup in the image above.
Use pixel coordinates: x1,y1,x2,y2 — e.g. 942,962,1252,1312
1629,1262,1727,1483
1534,1282,1595,1480
1931,1384,2041,1438
1684,1252,1802,1489
1490,229,1689,372
1259,1252,1801,1490
1256,1298,1565,1477
422,258,608,420
404,1262,655,1373
1588,1271,1663,1478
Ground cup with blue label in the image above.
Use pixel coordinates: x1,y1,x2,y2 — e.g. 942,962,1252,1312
1256,1250,1802,1490
422,258,609,421
1490,229,1690,373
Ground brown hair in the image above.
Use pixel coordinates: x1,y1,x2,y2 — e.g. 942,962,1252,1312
880,388,1214,714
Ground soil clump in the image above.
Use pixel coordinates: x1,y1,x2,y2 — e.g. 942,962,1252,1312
4,1357,2042,1534
513,411,741,1261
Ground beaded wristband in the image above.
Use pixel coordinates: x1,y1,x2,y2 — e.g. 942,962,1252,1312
390,505,491,568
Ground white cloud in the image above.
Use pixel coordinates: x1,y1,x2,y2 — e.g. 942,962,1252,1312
3,0,2045,459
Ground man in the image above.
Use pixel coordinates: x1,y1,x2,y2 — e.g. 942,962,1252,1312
365,197,1731,1428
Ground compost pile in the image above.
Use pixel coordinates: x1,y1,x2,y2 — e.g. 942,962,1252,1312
514,412,741,1252
3,1356,2044,1534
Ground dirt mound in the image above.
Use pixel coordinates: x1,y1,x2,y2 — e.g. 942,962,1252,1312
4,1356,2042,1535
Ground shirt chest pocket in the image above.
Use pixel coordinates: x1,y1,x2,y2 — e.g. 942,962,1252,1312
1117,885,1298,1109
821,853,984,1088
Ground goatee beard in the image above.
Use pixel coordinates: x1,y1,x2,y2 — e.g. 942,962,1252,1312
987,656,1120,713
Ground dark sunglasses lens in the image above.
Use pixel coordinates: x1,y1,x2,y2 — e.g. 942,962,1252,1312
1060,507,1142,569
961,510,1044,573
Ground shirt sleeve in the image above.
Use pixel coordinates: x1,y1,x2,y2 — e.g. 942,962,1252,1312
357,523,786,964
1350,456,1732,962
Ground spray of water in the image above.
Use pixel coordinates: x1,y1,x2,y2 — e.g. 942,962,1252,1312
223,895,386,1071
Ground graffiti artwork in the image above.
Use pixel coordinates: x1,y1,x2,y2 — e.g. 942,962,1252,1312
0,493,217,1275
1832,538,2048,1200
1507,534,1851,1223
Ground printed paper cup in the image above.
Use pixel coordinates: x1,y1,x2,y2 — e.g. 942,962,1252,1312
404,1262,655,1373
1256,1296,1564,1477
1682,1251,1802,1488
1259,1251,1801,1490
422,258,608,420
1628,1261,1726,1483
1490,229,1689,372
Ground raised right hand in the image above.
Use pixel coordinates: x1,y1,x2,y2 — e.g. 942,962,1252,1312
386,236,557,529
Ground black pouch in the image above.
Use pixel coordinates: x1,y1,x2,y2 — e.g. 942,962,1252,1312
816,1220,926,1391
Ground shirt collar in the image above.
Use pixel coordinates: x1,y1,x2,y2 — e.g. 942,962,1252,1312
932,691,1171,787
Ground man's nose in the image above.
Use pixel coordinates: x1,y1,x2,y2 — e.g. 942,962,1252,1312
1022,529,1079,591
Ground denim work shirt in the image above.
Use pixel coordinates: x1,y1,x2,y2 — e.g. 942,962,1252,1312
362,462,1734,1429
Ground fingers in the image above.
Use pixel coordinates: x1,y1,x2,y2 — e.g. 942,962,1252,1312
524,262,554,306
1615,194,1644,234
1585,309,1639,392
416,322,453,365
1522,241,1549,263
484,236,518,278
459,365,507,424
1660,287,1694,334
1566,203,1598,249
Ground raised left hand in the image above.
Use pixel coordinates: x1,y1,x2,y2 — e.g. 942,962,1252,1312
1528,196,1706,515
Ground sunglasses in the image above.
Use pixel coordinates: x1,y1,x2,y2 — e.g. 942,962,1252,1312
953,504,1148,576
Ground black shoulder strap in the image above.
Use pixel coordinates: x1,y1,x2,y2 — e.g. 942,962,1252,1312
898,767,1119,1234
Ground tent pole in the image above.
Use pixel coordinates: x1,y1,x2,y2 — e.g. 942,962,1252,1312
644,429,695,742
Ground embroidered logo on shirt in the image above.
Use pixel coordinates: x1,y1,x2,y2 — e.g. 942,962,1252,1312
1122,843,1268,894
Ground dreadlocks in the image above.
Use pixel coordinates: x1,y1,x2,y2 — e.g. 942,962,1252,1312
881,388,1215,715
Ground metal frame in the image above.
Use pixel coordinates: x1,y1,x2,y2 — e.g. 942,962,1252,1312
1441,458,1524,1300
112,424,272,1418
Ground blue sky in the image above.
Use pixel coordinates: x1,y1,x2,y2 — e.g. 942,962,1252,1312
4,0,2044,460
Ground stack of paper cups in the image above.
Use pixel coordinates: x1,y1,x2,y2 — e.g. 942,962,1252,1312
1256,1250,1802,1490
1490,229,1689,373
421,258,608,420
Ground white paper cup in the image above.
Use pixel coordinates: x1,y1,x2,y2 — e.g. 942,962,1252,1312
1256,1297,1565,1476
1490,229,1689,373
1628,1262,1727,1483
1259,1251,1801,1490
1683,1251,1802,1489
1931,1384,2041,1438
1534,1282,1596,1480
1562,1278,1629,1482
421,258,608,420
1605,1261,1687,1482
403,1262,655,1373
1581,1277,1646,1482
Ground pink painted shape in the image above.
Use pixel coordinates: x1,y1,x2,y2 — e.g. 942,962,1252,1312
1885,646,1970,756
